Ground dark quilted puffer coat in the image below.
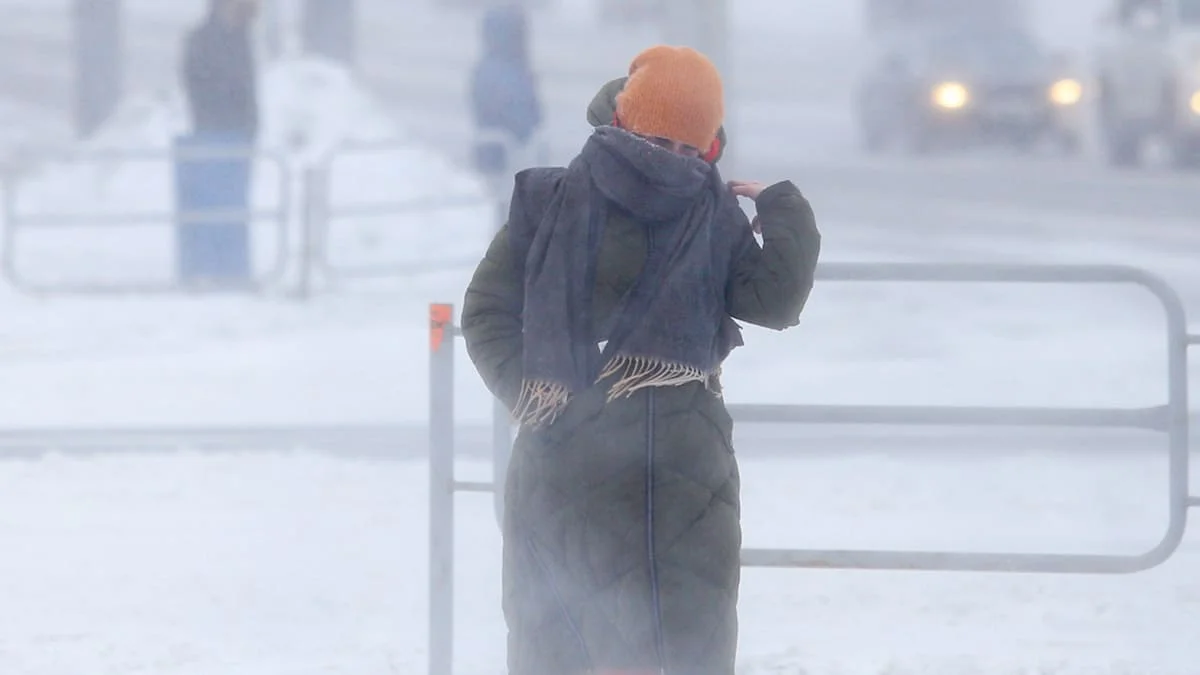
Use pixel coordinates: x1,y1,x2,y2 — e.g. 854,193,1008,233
460,84,821,675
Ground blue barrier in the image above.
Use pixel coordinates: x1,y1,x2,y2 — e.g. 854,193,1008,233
172,133,254,284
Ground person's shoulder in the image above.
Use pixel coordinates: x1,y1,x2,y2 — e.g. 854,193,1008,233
514,165,566,182
507,166,567,244
513,166,567,205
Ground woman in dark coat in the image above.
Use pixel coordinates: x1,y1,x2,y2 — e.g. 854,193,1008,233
461,45,821,675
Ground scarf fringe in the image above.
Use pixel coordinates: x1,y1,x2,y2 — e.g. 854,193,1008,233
514,357,722,428
513,380,571,428
598,355,714,402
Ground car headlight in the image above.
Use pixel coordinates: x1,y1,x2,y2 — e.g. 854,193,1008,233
932,81,969,109
1049,78,1083,105
1190,91,1200,115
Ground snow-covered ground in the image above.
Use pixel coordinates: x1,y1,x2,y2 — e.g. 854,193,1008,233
0,450,1195,674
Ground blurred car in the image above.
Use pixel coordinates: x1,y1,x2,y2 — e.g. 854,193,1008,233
1093,0,1200,168
854,25,1085,155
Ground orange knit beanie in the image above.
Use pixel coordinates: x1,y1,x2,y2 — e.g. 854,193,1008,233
614,45,725,152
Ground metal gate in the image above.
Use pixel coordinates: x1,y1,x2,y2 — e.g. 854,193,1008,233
2,145,292,295
1,140,502,298
304,139,494,285
425,262,1199,675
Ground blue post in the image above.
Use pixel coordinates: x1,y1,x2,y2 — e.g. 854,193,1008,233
172,133,255,285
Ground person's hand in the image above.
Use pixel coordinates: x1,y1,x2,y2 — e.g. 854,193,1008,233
727,180,766,200
728,180,767,233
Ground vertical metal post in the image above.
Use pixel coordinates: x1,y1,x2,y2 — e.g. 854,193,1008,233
490,191,513,527
72,0,123,139
296,165,327,300
492,397,511,525
1166,302,1191,543
428,303,455,675
300,0,356,68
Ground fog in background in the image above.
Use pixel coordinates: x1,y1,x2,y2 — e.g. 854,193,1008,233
0,0,1113,162
0,1,1198,674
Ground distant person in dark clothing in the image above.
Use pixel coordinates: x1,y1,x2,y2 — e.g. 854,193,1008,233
469,4,544,178
182,0,260,138
173,0,261,286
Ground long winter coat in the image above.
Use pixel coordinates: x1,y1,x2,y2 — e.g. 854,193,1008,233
461,143,820,675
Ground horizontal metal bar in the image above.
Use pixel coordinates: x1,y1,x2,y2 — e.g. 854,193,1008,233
325,139,414,153
1188,334,1200,346
454,481,494,493
728,403,1169,430
741,547,1157,575
1188,496,1200,508
7,280,268,297
815,261,1162,286
325,195,489,217
322,258,478,280
25,146,275,163
0,425,410,449
11,209,282,228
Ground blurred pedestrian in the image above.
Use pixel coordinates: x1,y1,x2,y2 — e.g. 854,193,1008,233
182,0,260,141
174,0,261,286
461,45,821,675
468,4,544,185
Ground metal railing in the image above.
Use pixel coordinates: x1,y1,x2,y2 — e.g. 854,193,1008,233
2,144,292,295
425,262,1199,675
301,138,495,288
0,138,516,298
0,424,421,456
733,262,1194,574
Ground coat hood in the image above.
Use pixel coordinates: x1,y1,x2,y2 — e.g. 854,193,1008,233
586,76,728,164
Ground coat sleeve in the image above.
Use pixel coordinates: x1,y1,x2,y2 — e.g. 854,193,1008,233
461,223,527,411
725,180,821,330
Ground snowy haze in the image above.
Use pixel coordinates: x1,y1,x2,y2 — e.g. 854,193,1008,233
0,0,1198,673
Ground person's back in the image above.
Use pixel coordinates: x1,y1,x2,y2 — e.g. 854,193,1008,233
461,45,822,675
182,0,259,139
469,5,542,147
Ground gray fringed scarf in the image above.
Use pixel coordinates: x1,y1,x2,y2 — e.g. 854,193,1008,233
511,126,742,428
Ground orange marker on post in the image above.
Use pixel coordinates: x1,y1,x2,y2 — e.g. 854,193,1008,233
430,303,453,352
